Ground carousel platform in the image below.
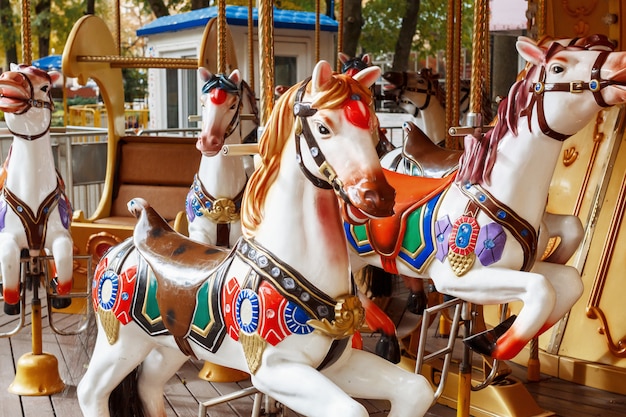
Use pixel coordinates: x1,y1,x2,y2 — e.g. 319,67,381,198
1,289,625,417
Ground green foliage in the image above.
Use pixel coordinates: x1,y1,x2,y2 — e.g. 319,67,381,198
122,68,147,102
362,0,474,58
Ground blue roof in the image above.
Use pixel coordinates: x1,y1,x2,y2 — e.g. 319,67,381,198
136,6,338,37
33,55,62,71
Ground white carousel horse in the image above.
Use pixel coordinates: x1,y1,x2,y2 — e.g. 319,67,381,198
78,60,434,417
346,34,626,360
186,67,258,248
0,64,73,314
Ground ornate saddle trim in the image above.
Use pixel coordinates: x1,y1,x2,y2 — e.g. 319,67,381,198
236,238,337,324
191,173,245,224
459,183,537,271
365,169,455,273
2,178,65,251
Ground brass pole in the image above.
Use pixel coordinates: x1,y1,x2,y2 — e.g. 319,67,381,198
315,0,321,64
21,0,31,65
248,0,255,92
218,0,226,74
258,0,274,125
336,0,344,72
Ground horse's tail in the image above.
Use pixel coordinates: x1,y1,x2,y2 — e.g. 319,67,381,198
109,367,146,417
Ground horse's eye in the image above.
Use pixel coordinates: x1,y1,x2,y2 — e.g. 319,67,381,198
41,85,49,93
550,64,564,74
317,124,330,135
230,103,237,110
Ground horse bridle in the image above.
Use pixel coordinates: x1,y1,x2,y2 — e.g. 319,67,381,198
293,78,352,205
526,40,622,142
399,70,439,115
201,74,245,141
3,69,54,141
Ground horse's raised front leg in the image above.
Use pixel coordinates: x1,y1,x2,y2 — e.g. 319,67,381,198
0,235,21,311
137,347,189,417
77,322,154,417
323,348,434,417
433,266,559,360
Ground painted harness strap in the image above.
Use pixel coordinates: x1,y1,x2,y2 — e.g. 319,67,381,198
459,183,537,272
1,178,70,252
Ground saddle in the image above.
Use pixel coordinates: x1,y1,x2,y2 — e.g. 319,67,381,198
402,121,462,178
367,169,455,273
133,201,232,351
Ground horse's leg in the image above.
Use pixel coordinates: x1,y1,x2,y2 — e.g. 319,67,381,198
323,348,434,417
433,267,557,360
252,347,368,417
527,261,583,335
77,322,154,417
137,347,189,417
0,236,21,312
50,235,73,295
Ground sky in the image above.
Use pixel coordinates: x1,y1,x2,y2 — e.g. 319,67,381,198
489,0,528,31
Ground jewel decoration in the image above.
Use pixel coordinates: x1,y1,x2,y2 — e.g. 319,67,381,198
476,222,506,266
448,215,480,276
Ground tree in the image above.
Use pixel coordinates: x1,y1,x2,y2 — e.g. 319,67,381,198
0,0,18,69
392,0,420,71
341,0,362,57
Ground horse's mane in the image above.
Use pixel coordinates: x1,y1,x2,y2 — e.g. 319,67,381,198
456,34,614,186
241,72,376,237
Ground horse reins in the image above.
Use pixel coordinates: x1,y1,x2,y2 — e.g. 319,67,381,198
293,78,352,206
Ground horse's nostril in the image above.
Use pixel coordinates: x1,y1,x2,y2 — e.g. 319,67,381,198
362,189,379,207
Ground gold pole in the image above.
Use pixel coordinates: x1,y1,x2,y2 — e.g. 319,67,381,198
248,0,255,92
258,0,274,125
217,0,226,74
336,0,344,72
21,0,31,65
315,0,321,64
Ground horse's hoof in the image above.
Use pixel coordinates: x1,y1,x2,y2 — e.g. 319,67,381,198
49,278,72,310
406,290,428,315
375,333,401,364
3,302,20,315
463,315,517,357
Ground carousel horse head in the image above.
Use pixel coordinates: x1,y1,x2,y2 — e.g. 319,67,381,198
382,68,442,116
338,52,372,77
0,64,60,136
196,67,259,155
242,59,395,236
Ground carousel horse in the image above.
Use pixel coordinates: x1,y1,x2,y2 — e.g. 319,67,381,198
186,67,258,248
346,34,626,360
0,64,73,315
78,60,435,417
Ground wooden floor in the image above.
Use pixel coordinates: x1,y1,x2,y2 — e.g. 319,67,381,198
1,284,626,417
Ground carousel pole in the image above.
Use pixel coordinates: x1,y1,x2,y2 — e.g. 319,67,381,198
315,0,321,64
444,0,462,150
248,0,255,92
217,0,226,74
258,0,274,125
9,0,65,396
336,0,344,73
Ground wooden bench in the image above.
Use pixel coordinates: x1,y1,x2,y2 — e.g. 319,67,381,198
70,135,200,269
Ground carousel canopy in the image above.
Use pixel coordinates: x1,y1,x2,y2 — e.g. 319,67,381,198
137,5,338,37
33,54,62,71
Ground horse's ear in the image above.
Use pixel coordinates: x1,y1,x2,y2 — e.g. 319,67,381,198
229,69,242,85
338,52,349,64
311,60,334,93
353,66,381,89
198,67,212,83
48,70,62,87
516,37,544,66
362,54,371,65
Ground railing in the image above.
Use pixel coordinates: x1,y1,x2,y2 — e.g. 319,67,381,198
0,119,409,220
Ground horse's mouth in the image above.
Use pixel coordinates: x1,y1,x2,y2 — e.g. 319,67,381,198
0,84,29,113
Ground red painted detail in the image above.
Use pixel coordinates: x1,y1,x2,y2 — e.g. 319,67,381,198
345,68,359,77
344,98,370,130
257,281,290,346
114,265,137,325
222,277,241,341
492,330,526,360
210,88,227,105
352,331,363,350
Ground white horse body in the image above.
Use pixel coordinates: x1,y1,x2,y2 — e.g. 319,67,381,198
186,68,257,248
79,61,434,417
0,65,73,310
348,35,626,360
